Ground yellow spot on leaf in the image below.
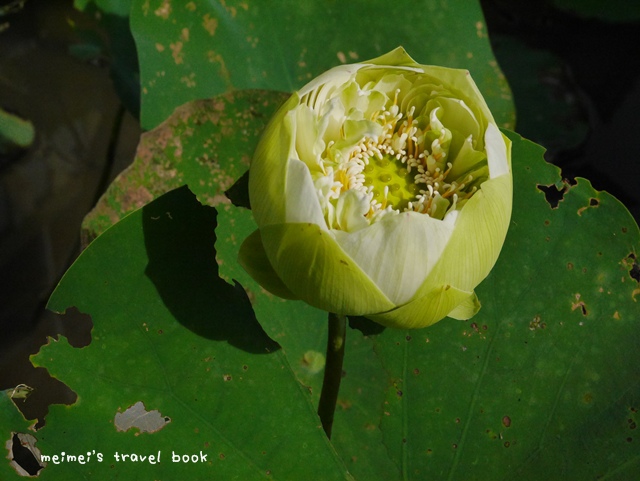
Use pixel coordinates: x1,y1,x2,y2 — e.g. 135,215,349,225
337,51,346,63
180,73,196,88
301,350,325,374
155,43,165,52
154,0,171,19
220,0,237,17
170,41,184,64
202,13,218,36
207,50,230,82
186,1,196,11
181,28,190,42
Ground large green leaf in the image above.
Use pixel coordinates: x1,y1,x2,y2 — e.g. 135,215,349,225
371,134,640,479
19,186,352,480
130,0,514,130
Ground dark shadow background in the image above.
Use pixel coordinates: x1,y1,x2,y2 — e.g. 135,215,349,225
1,0,639,425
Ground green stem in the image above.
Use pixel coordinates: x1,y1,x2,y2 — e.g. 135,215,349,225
317,312,347,439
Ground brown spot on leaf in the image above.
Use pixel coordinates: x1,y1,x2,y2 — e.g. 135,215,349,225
571,294,588,316
202,13,218,35
180,73,196,88
529,315,546,330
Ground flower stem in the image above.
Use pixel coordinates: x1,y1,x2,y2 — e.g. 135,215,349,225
317,312,347,439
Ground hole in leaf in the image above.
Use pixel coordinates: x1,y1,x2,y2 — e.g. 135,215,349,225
627,253,640,283
7,432,45,476
537,183,568,208
578,197,601,216
1,307,89,429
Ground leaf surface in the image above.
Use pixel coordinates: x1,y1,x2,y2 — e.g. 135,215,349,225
130,0,514,130
35,186,352,480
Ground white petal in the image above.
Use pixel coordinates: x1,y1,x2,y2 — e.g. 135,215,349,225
285,159,328,230
332,212,455,305
294,105,323,172
335,190,370,232
485,123,509,179
300,66,361,109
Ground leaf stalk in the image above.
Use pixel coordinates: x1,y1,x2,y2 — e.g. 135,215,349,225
317,312,347,439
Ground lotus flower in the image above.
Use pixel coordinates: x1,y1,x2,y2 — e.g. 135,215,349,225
238,47,512,329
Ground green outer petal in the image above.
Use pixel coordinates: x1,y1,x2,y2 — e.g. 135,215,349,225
365,46,420,67
415,172,512,300
249,94,300,228
368,284,476,329
260,223,395,316
447,290,481,320
238,229,299,300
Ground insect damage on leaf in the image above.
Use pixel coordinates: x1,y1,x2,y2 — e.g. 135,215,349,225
624,253,640,283
577,197,600,216
5,432,45,477
537,182,569,209
114,401,171,434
